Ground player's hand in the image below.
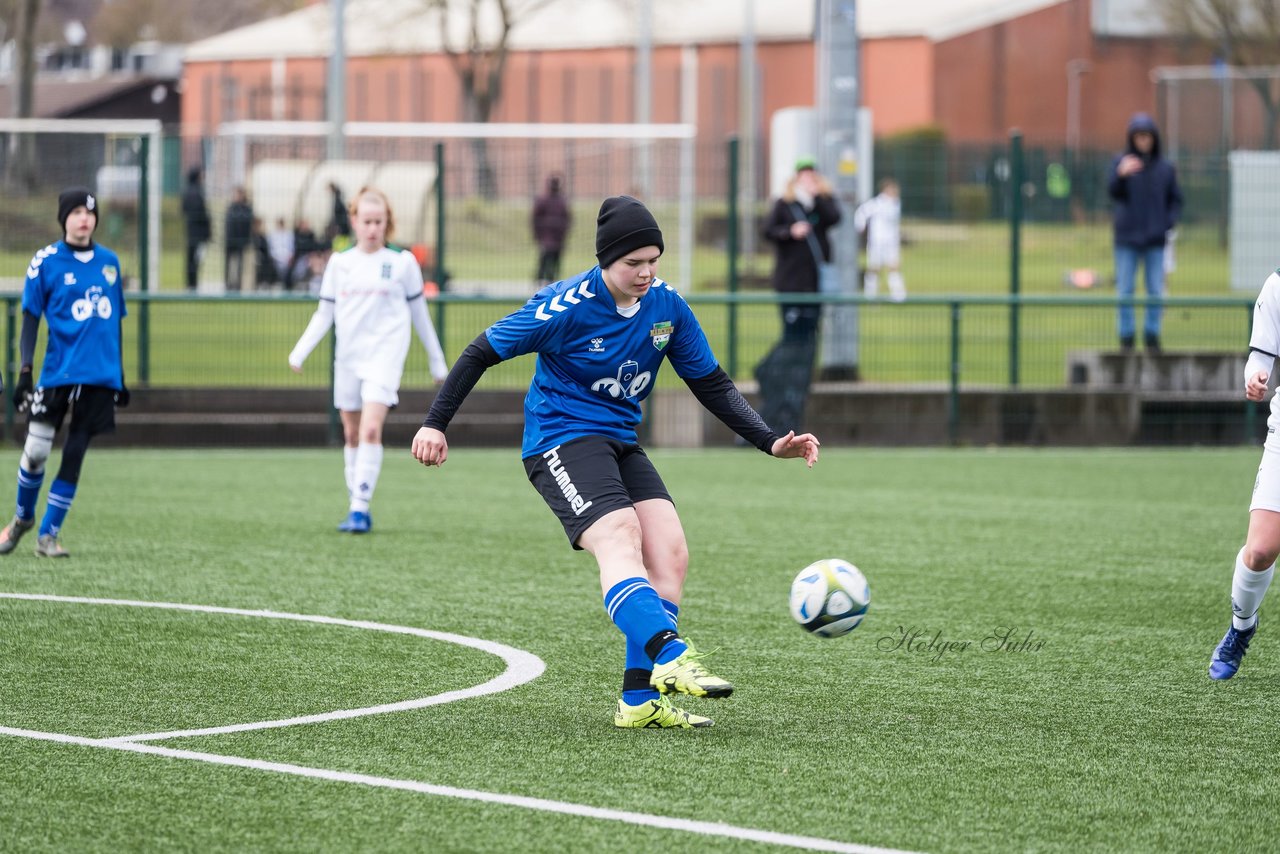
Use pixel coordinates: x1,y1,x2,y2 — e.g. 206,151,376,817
1247,370,1269,402
289,361,303,374
12,371,33,413
412,426,449,467
114,384,130,408
771,430,820,468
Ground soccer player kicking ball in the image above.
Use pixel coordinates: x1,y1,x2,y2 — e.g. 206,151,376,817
412,195,820,728
291,187,449,533
1210,266,1280,679
0,187,129,558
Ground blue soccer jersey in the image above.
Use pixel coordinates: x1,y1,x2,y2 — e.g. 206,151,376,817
485,267,719,457
23,241,127,389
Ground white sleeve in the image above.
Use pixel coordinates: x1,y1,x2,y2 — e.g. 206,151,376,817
1250,272,1280,357
289,299,334,368
853,201,870,232
409,296,448,381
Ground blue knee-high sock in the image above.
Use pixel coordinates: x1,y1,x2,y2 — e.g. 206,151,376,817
661,598,679,627
606,578,686,704
39,479,75,537
16,466,42,522
620,597,682,705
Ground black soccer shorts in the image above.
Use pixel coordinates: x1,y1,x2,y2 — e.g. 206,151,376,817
28,384,117,437
523,434,673,549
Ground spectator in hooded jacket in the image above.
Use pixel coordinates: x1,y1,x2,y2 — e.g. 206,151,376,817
532,174,572,286
1108,112,1183,353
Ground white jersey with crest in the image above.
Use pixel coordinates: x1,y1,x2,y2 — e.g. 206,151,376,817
322,245,424,389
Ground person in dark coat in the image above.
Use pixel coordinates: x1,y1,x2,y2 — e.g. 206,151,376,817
532,174,572,286
761,157,842,344
754,158,843,433
181,167,211,291
223,186,254,292
1108,112,1183,352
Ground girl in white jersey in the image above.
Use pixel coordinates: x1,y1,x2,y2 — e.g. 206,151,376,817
1208,268,1280,678
290,187,448,533
854,177,905,302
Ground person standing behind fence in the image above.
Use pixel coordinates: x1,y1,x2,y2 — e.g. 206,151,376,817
1108,112,1182,353
755,158,841,433
532,174,571,286
181,167,210,292
224,186,254,292
855,177,905,302
0,188,128,558
761,157,842,344
290,187,449,534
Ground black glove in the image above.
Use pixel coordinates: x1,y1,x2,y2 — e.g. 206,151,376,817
115,385,130,408
13,371,33,413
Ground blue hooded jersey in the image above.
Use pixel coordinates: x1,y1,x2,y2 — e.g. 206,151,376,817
485,267,718,457
23,241,126,389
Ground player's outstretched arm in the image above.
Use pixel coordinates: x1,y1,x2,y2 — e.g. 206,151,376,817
771,430,820,468
412,426,449,467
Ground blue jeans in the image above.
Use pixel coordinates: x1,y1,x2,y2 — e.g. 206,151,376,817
1114,244,1165,340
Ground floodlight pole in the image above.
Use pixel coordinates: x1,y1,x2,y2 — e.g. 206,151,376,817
816,0,861,380
327,0,346,160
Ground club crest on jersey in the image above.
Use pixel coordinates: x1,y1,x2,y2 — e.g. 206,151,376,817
589,337,605,353
102,265,117,286
64,272,77,286
381,263,392,279
650,321,673,350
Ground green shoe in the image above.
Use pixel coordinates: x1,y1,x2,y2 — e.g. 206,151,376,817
614,695,713,729
650,646,734,699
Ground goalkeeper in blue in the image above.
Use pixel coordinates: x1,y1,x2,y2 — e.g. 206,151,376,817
412,195,820,728
1209,266,1280,679
0,187,129,558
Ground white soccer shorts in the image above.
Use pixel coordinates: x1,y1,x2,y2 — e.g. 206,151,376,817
866,240,900,269
333,364,398,411
1251,441,1280,513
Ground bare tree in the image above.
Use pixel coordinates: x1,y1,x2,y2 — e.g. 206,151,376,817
7,0,39,189
1157,0,1280,148
422,0,555,197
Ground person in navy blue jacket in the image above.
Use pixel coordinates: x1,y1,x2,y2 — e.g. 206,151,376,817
1108,112,1183,353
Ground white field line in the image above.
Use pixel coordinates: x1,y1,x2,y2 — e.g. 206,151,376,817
1,726,919,854
0,592,924,854
0,592,545,742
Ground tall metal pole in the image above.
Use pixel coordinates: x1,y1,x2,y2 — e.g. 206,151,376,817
327,0,346,160
1009,129,1024,387
634,0,653,192
739,0,757,268
816,0,861,379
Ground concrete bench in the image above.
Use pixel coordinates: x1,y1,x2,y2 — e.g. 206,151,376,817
1067,350,1244,394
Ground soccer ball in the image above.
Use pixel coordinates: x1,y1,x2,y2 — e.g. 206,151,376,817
789,558,870,638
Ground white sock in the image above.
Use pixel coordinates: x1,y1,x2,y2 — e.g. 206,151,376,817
343,446,357,497
350,443,384,513
889,271,906,301
864,271,879,297
1232,547,1274,631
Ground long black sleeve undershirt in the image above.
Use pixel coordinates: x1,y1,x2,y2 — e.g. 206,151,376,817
422,333,503,431
19,310,38,369
683,366,778,454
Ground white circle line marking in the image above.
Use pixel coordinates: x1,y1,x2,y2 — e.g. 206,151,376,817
0,591,545,742
0,725,921,854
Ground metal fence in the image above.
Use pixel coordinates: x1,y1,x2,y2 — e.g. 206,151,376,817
0,291,1258,446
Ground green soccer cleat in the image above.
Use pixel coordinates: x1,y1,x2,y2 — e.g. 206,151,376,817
650,646,734,699
614,695,713,729
34,534,69,558
0,515,34,555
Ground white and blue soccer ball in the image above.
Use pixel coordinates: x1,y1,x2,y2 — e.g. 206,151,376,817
789,558,870,638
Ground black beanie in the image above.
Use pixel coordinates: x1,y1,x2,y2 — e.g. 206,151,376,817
57,187,98,230
595,195,664,268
